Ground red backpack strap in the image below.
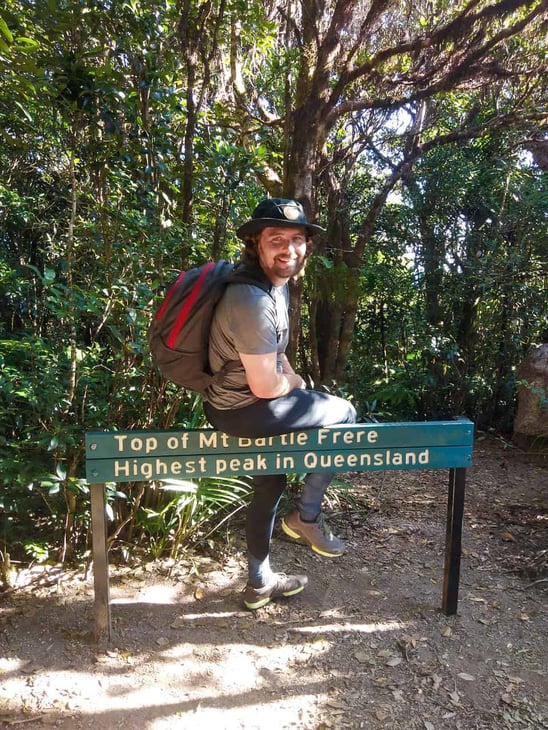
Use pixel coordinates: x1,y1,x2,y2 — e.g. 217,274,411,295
155,270,186,321
166,261,216,348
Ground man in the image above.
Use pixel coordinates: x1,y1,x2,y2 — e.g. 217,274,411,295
204,198,357,610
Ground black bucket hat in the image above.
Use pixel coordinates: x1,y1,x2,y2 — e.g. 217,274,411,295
236,198,325,239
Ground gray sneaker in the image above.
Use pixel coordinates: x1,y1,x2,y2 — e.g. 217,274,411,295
243,572,308,610
281,510,346,557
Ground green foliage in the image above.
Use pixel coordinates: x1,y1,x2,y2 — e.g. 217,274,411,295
341,123,547,426
135,477,252,559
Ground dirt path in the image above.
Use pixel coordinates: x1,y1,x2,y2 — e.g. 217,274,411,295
1,436,546,729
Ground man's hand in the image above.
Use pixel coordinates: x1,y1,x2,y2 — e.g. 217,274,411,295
280,353,295,374
240,352,306,398
280,353,306,389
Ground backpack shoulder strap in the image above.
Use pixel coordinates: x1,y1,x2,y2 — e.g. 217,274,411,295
226,261,273,294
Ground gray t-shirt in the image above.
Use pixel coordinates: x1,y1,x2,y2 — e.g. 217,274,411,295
205,282,289,409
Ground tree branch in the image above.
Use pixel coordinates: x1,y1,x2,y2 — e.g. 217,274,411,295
326,0,544,124
352,106,547,262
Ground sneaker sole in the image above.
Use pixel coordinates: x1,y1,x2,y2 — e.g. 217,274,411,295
244,596,272,610
281,518,345,558
244,584,305,610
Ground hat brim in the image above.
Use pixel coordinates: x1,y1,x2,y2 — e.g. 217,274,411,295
236,218,325,239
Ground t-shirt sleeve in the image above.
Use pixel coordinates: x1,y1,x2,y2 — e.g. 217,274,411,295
225,285,279,355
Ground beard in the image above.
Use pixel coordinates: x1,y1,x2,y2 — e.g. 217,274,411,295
258,253,306,283
272,257,305,279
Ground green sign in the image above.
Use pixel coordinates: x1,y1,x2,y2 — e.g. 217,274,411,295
86,420,474,483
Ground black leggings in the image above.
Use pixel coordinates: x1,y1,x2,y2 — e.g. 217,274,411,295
204,390,357,560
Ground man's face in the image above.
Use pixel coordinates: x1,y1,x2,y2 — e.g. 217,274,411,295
256,226,308,286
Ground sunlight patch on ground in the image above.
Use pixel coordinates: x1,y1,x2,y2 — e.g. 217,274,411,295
155,640,330,688
0,657,29,672
111,582,180,604
149,692,327,729
0,647,329,727
177,610,250,621
288,619,407,635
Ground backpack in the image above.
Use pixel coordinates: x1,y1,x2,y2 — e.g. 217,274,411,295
148,259,271,394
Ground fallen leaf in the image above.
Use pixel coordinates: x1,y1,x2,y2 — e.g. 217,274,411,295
458,673,475,681
155,636,169,647
386,656,402,667
353,651,369,663
441,625,453,637
326,699,346,710
194,586,205,600
501,532,516,542
431,674,443,691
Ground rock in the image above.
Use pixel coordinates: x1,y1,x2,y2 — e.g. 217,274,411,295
513,344,548,447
